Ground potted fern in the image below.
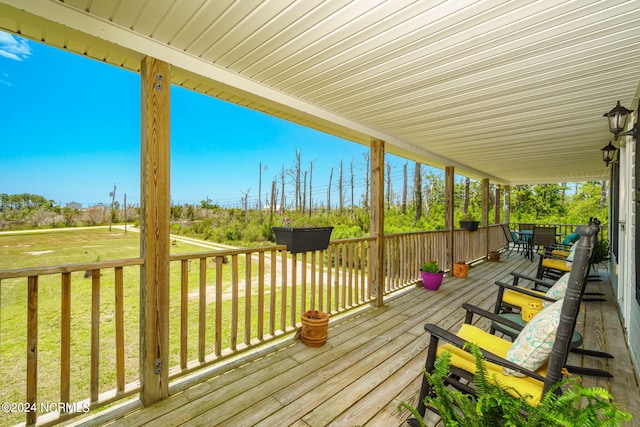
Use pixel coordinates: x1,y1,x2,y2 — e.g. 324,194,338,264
402,345,632,426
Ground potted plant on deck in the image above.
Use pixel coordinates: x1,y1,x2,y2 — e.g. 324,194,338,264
300,309,329,347
420,260,444,290
453,261,469,278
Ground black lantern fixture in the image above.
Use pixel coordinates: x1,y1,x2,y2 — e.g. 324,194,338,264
601,141,617,166
620,111,639,141
603,100,634,138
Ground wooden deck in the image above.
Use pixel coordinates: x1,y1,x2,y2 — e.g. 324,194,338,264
68,255,640,427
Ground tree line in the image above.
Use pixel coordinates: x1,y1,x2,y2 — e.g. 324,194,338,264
0,173,608,245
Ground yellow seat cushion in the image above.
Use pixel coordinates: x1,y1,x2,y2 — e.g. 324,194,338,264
542,258,571,272
551,249,569,258
502,289,545,309
436,324,546,405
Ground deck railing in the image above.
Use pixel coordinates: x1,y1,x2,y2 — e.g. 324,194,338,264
0,224,506,426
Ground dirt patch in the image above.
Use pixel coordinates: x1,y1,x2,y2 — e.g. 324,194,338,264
23,250,54,256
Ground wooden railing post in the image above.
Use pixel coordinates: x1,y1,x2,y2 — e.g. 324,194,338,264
370,138,385,307
504,184,511,225
444,166,454,270
482,178,490,257
139,56,171,405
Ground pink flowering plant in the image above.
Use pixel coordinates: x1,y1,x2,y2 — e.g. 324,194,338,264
305,310,322,319
420,260,440,273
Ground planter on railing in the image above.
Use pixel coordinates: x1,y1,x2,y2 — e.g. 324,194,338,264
459,220,480,231
272,226,334,254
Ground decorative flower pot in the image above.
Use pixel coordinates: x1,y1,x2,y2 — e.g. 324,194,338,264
459,220,479,231
453,262,469,278
272,226,334,254
420,271,444,290
489,250,501,262
300,311,329,347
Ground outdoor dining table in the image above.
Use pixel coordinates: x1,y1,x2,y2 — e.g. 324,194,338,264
516,229,561,261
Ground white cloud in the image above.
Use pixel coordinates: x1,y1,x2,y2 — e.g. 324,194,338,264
0,32,32,61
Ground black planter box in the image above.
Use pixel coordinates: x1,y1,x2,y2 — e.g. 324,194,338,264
272,226,334,254
459,220,479,231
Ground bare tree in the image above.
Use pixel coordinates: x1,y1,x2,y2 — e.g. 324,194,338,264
240,188,251,217
402,161,408,214
338,160,344,214
463,176,471,214
350,159,355,210
327,166,334,216
414,162,422,221
295,149,302,212
309,160,316,216
279,165,286,212
600,180,607,209
361,152,370,210
302,170,307,215
385,161,392,210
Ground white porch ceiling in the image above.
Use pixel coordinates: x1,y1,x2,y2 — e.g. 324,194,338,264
2,0,640,184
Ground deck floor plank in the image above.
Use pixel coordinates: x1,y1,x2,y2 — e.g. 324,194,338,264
67,255,639,427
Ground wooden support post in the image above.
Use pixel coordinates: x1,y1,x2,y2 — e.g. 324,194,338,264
370,138,385,307
139,56,170,406
482,178,489,256
494,184,501,224
504,185,511,225
444,167,454,270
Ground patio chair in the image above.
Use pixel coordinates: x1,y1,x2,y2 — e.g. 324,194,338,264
413,223,597,419
500,223,527,257
530,226,557,259
536,220,600,282
489,273,613,378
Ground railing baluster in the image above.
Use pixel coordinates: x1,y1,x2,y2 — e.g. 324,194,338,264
199,257,206,363
215,256,223,357
61,272,71,405
258,251,265,341
300,252,306,313
90,269,100,403
310,251,316,310
280,252,287,332
115,266,125,392
291,253,297,327
27,275,38,427
180,260,188,370
318,250,324,313
269,250,276,337
231,254,239,351
244,253,251,346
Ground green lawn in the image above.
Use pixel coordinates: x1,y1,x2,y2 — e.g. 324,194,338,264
0,228,292,426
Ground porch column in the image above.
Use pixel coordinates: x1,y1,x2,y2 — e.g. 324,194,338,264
444,166,454,270
504,185,511,224
494,185,501,224
370,138,385,307
482,178,489,257
140,56,171,405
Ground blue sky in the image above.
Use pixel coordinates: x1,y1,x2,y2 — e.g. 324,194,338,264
0,30,433,209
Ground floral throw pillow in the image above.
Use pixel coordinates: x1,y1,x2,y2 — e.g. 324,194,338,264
504,299,563,375
542,273,570,308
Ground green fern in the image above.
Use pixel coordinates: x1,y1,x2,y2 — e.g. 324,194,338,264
401,343,632,426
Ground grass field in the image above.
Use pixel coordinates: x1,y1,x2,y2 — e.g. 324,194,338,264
0,228,291,426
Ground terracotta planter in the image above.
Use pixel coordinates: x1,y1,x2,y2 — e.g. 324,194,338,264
453,262,469,278
489,251,501,262
300,311,329,347
272,226,333,254
420,271,444,290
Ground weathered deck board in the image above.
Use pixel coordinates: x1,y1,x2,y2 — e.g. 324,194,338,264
68,255,639,427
